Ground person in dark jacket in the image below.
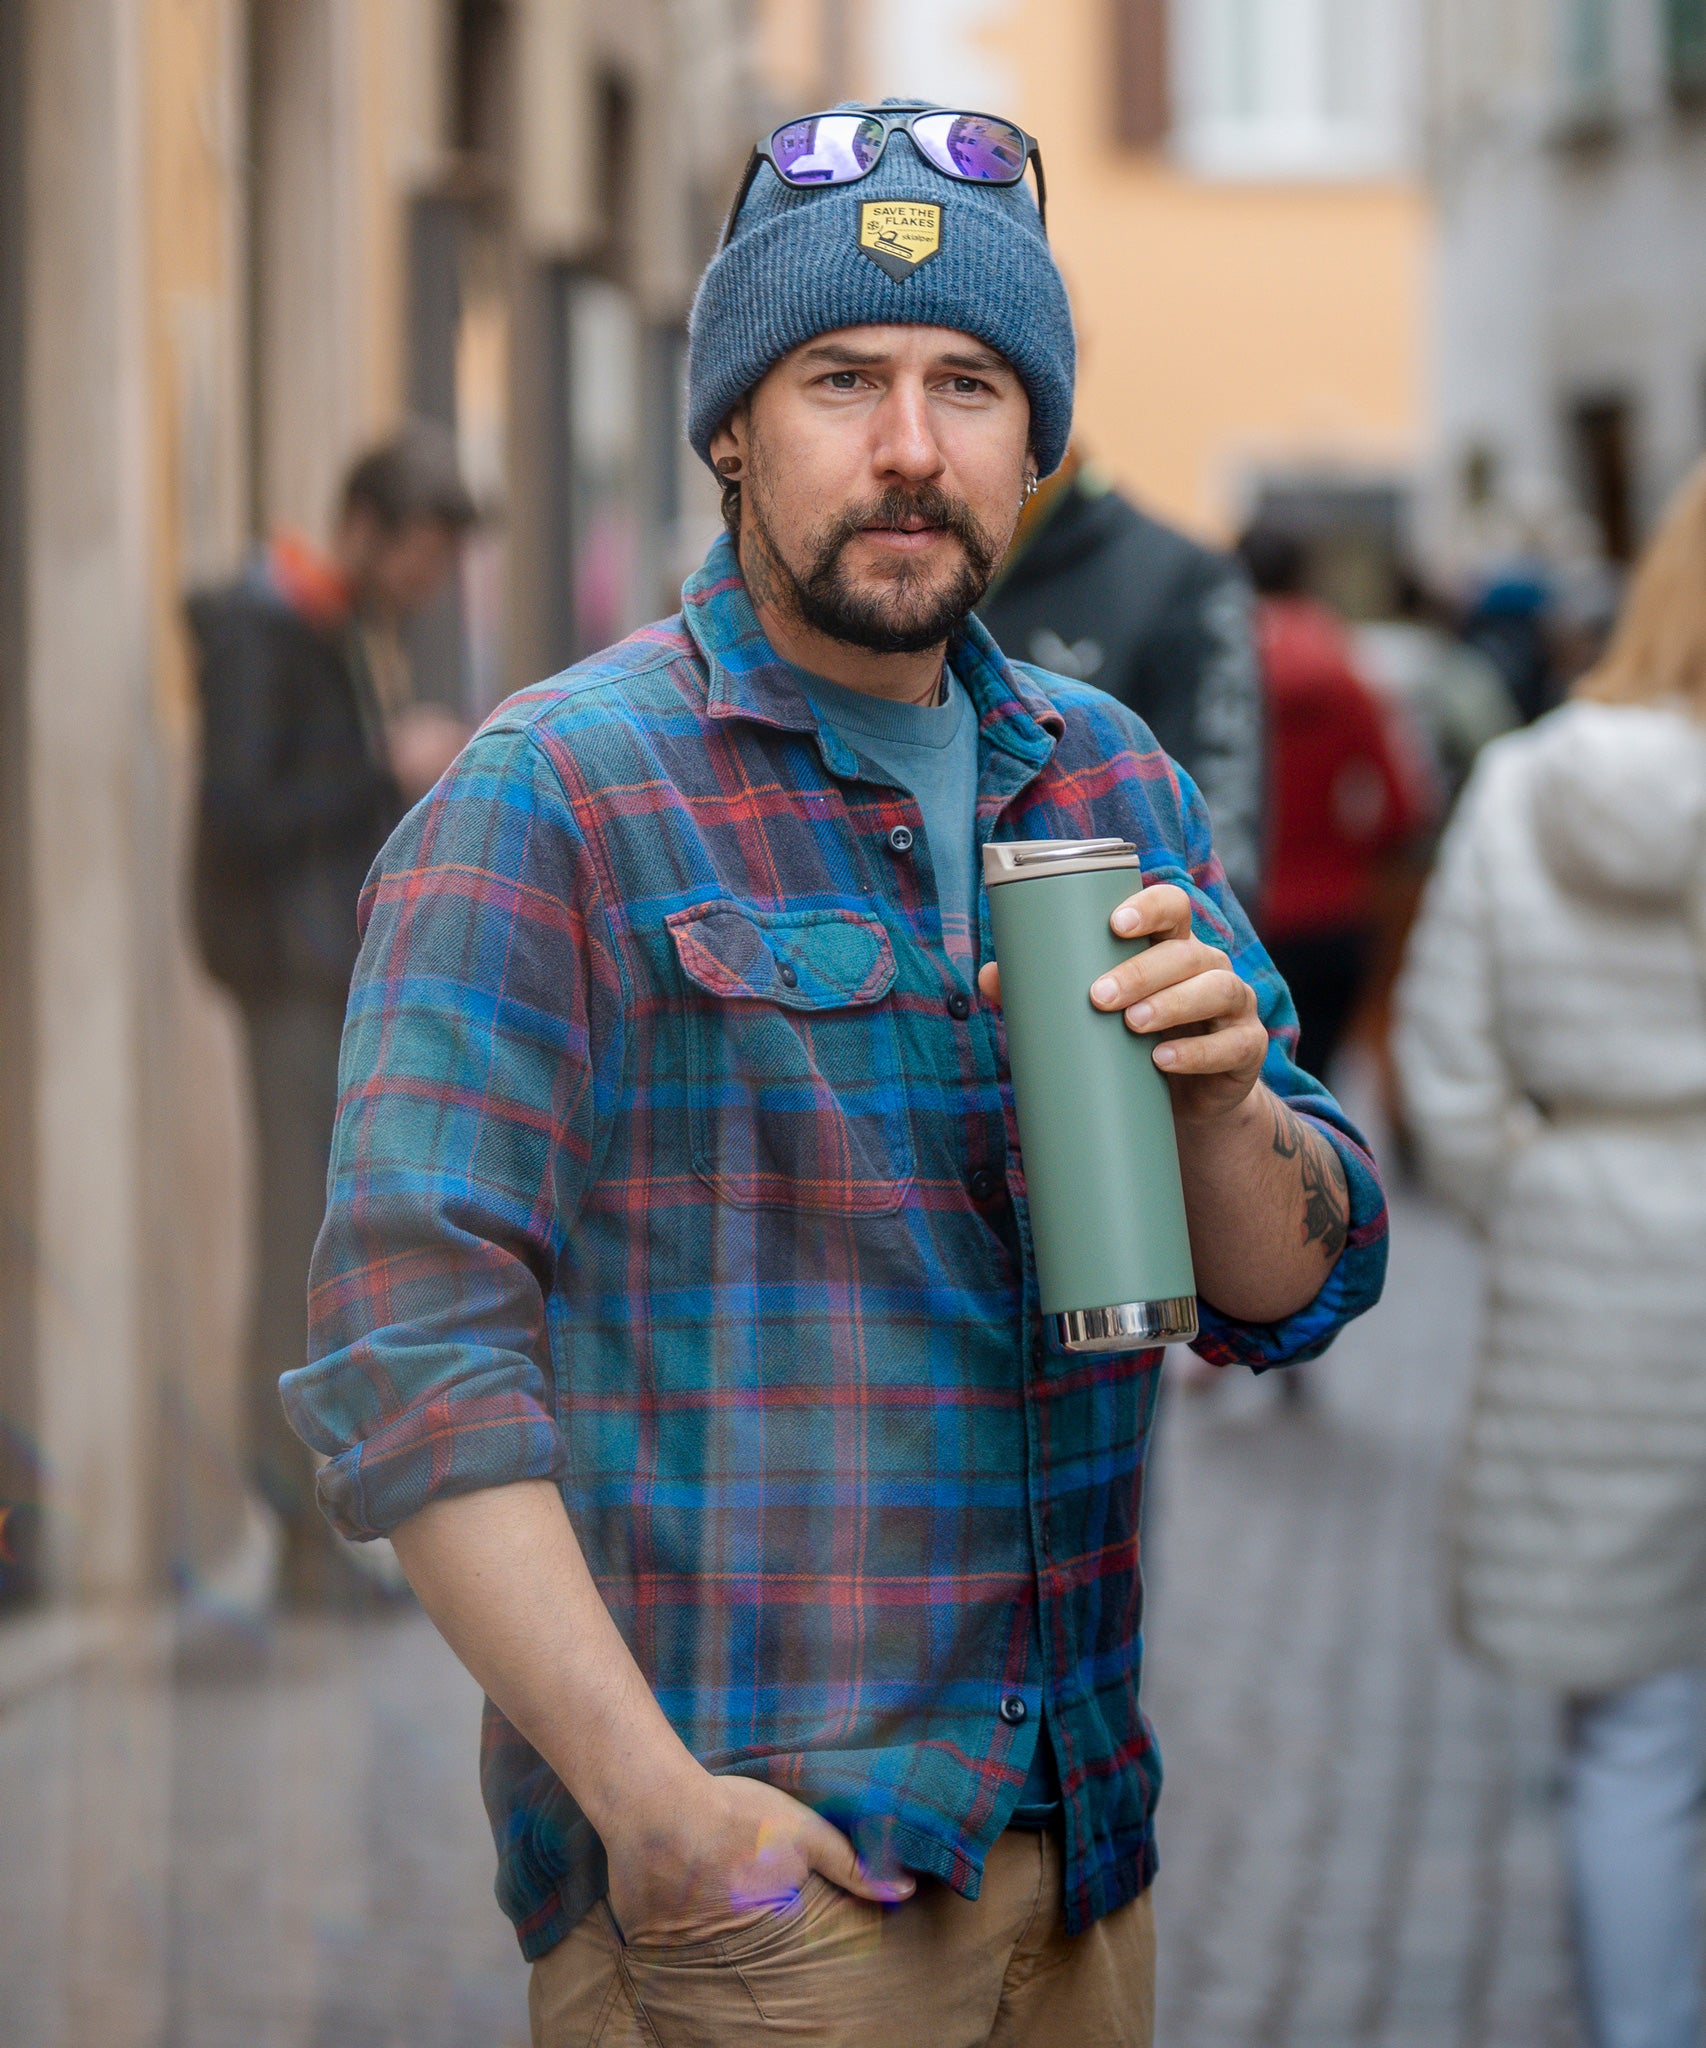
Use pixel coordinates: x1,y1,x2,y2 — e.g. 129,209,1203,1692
977,453,1265,906
187,423,475,1596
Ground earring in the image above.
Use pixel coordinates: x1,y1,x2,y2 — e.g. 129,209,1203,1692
715,456,743,478
1022,474,1038,504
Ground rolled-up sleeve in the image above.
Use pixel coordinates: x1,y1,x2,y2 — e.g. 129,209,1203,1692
283,723,626,1538
1156,764,1390,1372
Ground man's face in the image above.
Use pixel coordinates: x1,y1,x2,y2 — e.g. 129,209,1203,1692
339,510,461,622
711,325,1034,655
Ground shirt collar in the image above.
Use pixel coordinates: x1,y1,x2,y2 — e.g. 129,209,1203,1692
680,531,1062,778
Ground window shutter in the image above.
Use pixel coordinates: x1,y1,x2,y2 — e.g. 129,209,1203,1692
1113,0,1171,148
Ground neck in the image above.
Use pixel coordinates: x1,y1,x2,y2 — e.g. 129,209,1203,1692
738,528,948,706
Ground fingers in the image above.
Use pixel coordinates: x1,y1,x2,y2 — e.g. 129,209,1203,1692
1152,1013,1268,1077
1091,936,1231,1016
1118,965,1254,1040
1109,883,1191,943
803,1814,914,1902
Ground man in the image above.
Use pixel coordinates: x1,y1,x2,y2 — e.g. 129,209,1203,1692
188,423,474,1598
287,104,1387,2043
978,452,1265,906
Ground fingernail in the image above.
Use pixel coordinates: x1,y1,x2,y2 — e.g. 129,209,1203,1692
1126,1002,1154,1029
1154,1043,1177,1067
1091,976,1120,1006
1111,907,1138,935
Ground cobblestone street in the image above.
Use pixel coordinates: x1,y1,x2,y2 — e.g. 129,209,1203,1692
0,1179,1588,2048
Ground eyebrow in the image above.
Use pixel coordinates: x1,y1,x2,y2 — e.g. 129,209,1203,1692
796,342,1013,376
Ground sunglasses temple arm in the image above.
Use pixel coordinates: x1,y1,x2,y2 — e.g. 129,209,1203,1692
1030,146,1048,232
719,150,764,250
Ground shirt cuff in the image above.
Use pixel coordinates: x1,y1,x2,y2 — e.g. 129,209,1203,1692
287,1361,570,1542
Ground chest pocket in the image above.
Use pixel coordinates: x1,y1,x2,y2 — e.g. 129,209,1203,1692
666,902,915,1215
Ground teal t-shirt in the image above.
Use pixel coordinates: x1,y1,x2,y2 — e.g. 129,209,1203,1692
790,664,981,957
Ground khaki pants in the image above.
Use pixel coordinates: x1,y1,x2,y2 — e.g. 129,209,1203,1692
529,1830,1155,2048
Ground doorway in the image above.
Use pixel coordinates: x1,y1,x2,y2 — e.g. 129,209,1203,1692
1569,391,1638,564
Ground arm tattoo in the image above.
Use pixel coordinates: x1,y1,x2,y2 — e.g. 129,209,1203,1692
1269,1099,1350,1260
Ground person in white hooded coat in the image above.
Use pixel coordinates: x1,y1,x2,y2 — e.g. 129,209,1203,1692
1397,459,1706,2048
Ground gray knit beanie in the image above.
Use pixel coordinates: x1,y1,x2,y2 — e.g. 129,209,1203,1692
687,102,1075,477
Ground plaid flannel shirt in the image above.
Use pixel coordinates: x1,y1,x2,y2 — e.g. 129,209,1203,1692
288,533,1388,1961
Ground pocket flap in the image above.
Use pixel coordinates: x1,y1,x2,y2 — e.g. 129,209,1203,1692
666,903,896,1009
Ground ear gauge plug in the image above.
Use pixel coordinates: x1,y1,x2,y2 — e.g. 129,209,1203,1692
715,456,743,477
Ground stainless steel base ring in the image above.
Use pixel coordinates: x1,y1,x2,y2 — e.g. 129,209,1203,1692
1050,1296,1200,1354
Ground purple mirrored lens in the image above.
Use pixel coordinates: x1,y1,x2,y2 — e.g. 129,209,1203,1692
769,115,884,185
911,112,1026,183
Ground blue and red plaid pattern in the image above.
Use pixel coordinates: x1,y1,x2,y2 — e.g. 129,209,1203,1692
288,533,1388,1960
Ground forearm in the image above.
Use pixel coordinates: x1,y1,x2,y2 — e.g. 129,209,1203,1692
390,1479,697,1838
1177,1084,1348,1323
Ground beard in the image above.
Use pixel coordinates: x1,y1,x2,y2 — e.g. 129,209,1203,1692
747,478,1003,655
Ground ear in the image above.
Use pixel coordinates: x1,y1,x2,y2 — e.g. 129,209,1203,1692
709,400,751,476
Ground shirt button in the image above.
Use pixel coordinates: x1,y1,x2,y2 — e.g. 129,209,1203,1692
999,1694,1028,1726
888,825,914,853
946,991,971,1020
776,960,798,988
969,1167,1000,1203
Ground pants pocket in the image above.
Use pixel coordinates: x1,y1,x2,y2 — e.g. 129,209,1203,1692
621,1875,882,2043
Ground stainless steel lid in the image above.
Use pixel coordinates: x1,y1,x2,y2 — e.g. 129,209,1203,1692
982,838,1141,888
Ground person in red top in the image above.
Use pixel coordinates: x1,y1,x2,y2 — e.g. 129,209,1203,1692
1238,526,1435,1082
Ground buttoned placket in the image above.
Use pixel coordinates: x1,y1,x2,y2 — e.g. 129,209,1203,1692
700,612,1086,1869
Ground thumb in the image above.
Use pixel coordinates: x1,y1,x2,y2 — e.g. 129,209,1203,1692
802,1816,914,1903
976,961,1002,1009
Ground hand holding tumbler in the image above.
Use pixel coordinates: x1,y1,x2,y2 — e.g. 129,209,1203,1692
984,838,1199,1352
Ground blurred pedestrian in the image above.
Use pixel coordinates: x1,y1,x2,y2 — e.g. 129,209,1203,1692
1241,525,1435,1085
1460,566,1560,724
1397,456,1706,2048
283,101,1388,2045
187,422,475,1602
1351,569,1516,1161
978,452,1264,906
1354,567,1518,821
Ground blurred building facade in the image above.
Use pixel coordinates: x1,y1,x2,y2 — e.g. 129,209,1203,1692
777,0,1433,603
1425,0,1706,577
0,0,750,1617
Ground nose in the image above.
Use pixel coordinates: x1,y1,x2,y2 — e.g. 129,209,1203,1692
869,376,944,487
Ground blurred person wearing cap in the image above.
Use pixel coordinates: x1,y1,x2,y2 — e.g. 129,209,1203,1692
1399,458,1706,2048
187,422,475,1603
978,453,1265,910
284,103,1388,2044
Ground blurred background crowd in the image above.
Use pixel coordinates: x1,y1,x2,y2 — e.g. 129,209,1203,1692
5,2,1706,2045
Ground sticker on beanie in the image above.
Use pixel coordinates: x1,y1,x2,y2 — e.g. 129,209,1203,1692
858,201,942,282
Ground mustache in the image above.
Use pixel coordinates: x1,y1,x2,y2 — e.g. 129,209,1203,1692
809,485,999,577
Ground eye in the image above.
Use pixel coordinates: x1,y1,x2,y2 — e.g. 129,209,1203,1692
824,370,863,390
947,375,989,396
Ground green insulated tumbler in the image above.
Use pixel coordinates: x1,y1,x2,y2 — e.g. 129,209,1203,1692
984,838,1198,1353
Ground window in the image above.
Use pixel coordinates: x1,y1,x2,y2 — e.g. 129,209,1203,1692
1174,0,1410,179
1667,0,1706,103
1113,0,1171,148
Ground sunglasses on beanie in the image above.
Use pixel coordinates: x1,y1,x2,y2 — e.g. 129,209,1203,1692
720,102,1048,249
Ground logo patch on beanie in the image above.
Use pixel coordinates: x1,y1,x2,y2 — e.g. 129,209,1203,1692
858,201,942,282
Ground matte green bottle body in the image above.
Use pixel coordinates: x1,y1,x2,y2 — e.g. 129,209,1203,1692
988,863,1197,1319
